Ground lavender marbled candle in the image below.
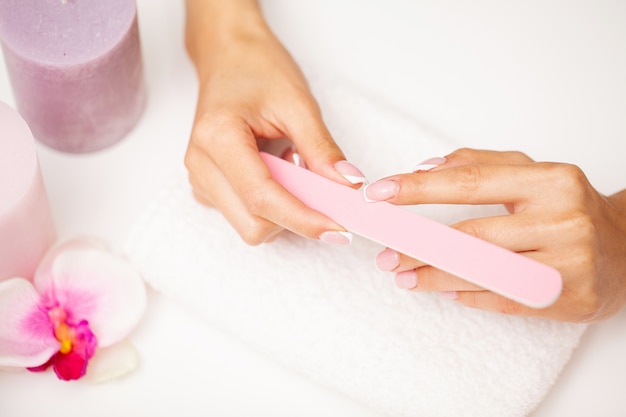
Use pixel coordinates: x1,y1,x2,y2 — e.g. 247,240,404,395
0,101,56,281
0,0,146,153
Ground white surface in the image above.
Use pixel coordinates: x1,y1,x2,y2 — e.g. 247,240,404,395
1,1,625,416
123,83,586,417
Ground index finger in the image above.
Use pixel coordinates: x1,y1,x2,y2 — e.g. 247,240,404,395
380,163,550,206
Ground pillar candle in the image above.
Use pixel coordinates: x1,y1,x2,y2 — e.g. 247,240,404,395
0,101,56,281
0,0,146,153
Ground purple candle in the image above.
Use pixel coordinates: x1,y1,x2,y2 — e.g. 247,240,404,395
0,101,56,281
0,0,146,153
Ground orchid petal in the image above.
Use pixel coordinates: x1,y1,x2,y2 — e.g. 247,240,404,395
34,239,146,347
53,350,88,380
85,340,139,383
0,278,59,367
27,355,54,373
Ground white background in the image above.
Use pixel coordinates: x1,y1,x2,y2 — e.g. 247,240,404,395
1,1,625,415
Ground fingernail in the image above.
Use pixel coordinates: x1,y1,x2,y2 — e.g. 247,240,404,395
363,180,399,202
440,291,458,300
281,146,307,168
395,270,418,289
413,157,447,172
375,248,400,271
319,230,353,246
334,160,367,185
292,151,306,168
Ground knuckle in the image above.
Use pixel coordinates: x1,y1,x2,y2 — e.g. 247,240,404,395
543,163,590,200
447,147,477,164
450,147,476,159
414,266,434,289
455,164,483,193
504,150,533,164
240,183,272,216
315,132,339,153
454,220,483,239
495,297,524,316
399,175,424,198
189,116,215,146
189,112,245,148
457,291,525,316
231,199,279,246
457,291,480,309
190,189,213,208
183,148,198,172
239,223,270,246
236,214,276,246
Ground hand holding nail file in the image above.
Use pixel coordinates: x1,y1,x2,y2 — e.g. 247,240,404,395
261,152,563,308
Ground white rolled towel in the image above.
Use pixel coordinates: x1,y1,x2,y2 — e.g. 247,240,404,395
124,80,586,417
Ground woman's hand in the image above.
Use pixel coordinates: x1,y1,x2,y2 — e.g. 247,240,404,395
366,148,626,322
184,0,365,245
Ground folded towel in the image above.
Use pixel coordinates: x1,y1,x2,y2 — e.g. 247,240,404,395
124,80,586,417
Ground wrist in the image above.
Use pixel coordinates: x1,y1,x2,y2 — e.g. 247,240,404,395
184,0,270,68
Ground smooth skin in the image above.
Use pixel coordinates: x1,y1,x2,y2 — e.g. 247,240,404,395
367,148,626,323
184,0,362,245
184,1,626,322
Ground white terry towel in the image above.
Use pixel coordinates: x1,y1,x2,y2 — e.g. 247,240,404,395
124,80,587,417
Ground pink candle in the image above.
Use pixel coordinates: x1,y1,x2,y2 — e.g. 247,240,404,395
0,101,56,281
0,0,146,153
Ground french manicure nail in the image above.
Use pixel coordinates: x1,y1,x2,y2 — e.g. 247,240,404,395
375,248,400,271
281,146,307,168
395,270,418,289
413,157,447,172
319,230,353,246
363,180,399,202
334,160,367,185
292,151,306,168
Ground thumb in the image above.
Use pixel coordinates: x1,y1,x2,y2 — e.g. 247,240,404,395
286,106,367,188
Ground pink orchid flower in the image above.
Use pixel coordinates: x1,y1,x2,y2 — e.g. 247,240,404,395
0,238,146,381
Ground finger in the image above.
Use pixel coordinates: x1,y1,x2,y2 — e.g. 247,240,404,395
452,280,602,322
186,144,215,209
452,290,552,318
281,145,307,168
440,148,534,168
190,184,215,208
449,214,555,252
369,163,553,206
279,97,367,187
412,148,534,174
411,150,535,214
205,121,348,241
379,243,561,299
393,266,484,292
186,144,284,244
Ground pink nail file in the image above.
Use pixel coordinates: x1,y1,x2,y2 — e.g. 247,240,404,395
261,152,562,308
